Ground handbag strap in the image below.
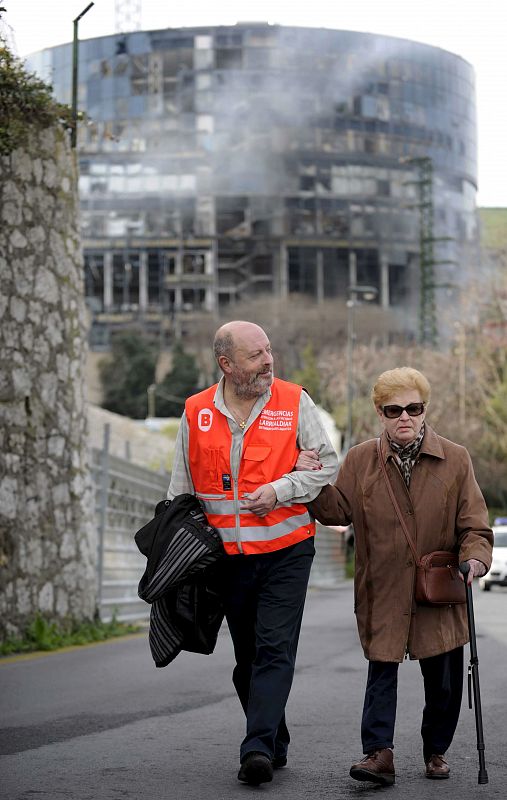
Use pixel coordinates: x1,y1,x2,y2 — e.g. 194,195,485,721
376,438,421,566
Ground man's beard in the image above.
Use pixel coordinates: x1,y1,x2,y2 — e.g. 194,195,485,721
230,366,273,399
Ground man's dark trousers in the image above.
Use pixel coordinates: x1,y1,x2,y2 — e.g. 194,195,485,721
361,646,463,758
219,537,315,763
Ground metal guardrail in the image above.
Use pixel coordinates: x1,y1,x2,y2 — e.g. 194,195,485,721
91,424,349,622
91,424,169,623
312,523,351,588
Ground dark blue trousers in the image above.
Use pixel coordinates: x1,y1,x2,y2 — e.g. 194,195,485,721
361,646,464,760
219,537,315,762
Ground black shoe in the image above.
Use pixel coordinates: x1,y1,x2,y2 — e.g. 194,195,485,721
238,751,274,785
272,755,287,769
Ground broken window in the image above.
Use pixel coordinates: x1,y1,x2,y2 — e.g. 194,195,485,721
287,198,316,236
84,253,104,311
112,252,140,311
318,199,349,237
300,175,315,192
183,254,205,274
216,49,243,70
113,54,129,75
323,249,349,297
389,263,409,305
288,248,317,295
182,288,206,311
355,248,379,289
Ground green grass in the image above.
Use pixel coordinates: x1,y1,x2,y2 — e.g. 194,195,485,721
345,551,355,579
161,420,181,438
0,614,140,656
145,419,180,472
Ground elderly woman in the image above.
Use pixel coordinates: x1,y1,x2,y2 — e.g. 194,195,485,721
299,367,492,786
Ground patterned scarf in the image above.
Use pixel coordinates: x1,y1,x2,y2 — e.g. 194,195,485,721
388,423,425,487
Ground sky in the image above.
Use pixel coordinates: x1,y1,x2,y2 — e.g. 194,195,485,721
2,0,507,207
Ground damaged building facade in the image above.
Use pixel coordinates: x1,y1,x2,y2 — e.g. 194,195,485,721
28,24,478,344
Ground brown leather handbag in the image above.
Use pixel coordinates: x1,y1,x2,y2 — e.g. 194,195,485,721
376,439,466,606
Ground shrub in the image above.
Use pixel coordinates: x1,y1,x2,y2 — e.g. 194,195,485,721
0,613,139,656
0,39,72,156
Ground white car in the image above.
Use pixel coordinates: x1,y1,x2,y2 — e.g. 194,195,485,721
479,525,507,591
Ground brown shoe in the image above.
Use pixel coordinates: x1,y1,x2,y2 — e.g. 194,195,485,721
425,754,450,779
350,749,395,786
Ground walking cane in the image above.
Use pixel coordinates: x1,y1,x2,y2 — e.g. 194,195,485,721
459,561,488,784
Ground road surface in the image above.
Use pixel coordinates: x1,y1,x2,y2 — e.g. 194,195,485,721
1,581,506,799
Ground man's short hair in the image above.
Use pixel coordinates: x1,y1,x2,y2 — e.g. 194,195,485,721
213,330,235,363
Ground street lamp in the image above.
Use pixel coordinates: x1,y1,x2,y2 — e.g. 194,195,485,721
122,260,132,310
71,3,94,148
345,284,378,451
454,321,466,428
147,384,156,418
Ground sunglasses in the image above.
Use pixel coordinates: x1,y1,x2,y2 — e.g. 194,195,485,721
381,402,425,419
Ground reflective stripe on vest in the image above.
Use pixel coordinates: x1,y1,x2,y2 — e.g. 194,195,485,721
195,492,313,541
187,378,316,555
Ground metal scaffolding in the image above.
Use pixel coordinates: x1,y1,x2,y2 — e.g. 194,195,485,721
417,157,438,346
405,157,438,347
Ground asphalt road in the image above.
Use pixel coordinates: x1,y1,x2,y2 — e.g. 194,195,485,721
1,581,506,800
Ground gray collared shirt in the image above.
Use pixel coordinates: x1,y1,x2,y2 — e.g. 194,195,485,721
167,377,339,504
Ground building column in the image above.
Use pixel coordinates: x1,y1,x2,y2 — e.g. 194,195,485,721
316,249,324,303
380,252,390,309
174,248,183,312
279,242,288,300
204,248,216,313
139,250,148,312
103,251,113,311
348,249,357,289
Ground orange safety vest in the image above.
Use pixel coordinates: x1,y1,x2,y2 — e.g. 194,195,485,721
185,378,316,555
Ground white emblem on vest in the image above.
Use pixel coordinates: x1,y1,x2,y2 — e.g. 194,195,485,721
198,408,213,432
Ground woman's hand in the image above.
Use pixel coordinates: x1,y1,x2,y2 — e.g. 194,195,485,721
295,449,322,471
461,558,487,584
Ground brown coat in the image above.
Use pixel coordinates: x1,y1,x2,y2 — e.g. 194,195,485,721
309,425,493,662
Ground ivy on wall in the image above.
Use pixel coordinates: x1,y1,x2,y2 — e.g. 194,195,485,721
0,32,72,156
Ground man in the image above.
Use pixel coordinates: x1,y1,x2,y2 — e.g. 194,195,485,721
167,320,338,786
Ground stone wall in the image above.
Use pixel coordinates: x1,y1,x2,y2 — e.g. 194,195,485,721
0,127,97,639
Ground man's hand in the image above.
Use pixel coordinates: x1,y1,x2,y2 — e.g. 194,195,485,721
241,485,277,517
295,449,322,471
460,558,487,585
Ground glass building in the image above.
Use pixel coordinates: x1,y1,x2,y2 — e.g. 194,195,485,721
27,23,478,345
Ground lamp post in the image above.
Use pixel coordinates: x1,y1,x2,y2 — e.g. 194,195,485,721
345,284,378,451
147,384,156,418
454,321,466,428
71,3,94,148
